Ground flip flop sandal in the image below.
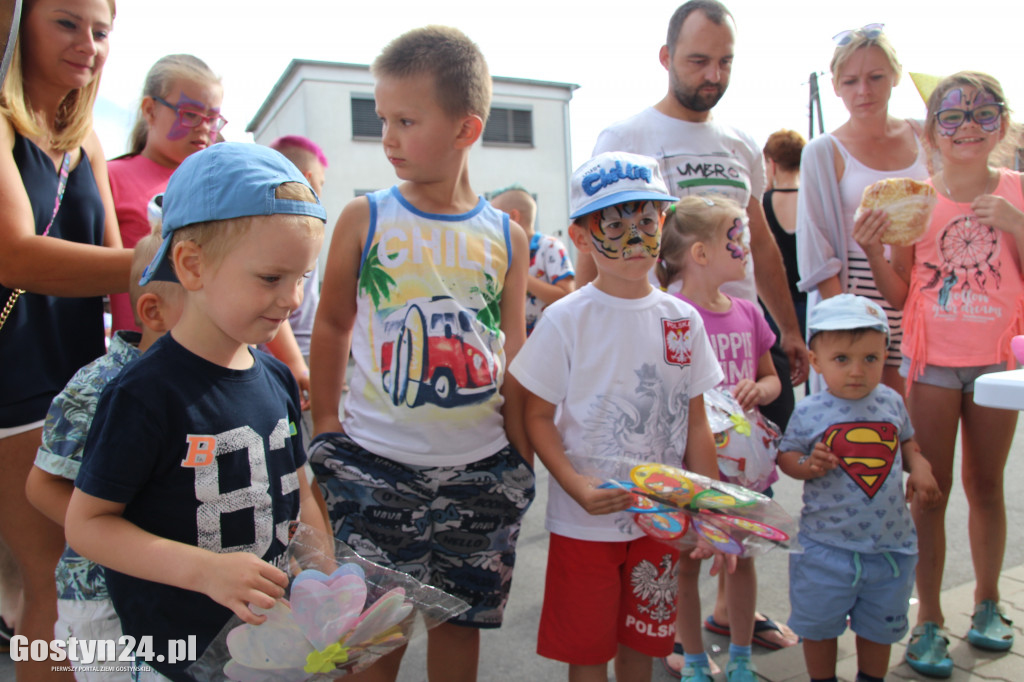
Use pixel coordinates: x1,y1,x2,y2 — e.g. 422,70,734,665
703,614,797,650
905,622,953,678
967,600,1015,651
703,614,731,637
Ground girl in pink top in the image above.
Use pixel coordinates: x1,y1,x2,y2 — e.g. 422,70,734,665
108,54,223,333
657,195,791,679
855,71,1023,676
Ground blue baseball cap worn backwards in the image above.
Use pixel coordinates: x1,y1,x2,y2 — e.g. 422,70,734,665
569,151,678,219
140,142,328,284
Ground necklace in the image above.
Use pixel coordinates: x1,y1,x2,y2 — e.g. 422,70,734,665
940,169,997,229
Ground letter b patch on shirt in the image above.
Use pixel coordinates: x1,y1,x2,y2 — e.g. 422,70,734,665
182,435,217,467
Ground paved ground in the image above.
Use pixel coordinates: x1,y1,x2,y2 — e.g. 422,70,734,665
3,417,1023,681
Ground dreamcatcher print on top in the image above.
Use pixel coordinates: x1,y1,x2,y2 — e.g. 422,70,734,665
921,210,1001,310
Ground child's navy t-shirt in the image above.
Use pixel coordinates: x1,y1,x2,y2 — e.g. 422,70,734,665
77,334,305,680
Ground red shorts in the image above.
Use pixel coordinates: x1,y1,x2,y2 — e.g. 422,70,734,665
537,533,680,664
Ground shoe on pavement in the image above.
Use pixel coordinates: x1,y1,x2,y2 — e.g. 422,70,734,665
967,600,1014,651
678,663,713,682
905,622,953,678
726,655,757,682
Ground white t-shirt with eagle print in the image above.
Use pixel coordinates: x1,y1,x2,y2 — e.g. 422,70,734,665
509,284,723,542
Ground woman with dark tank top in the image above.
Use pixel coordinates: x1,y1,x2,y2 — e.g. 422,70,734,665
763,129,807,340
0,2,129,679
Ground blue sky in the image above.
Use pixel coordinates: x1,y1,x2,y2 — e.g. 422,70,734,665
95,0,1024,168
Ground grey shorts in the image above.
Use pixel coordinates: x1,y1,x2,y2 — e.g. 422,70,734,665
309,432,535,628
900,357,1006,393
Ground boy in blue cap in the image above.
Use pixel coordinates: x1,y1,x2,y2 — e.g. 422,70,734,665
510,151,729,682
778,294,941,682
65,143,329,681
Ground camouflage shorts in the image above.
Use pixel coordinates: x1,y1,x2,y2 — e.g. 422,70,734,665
309,432,535,627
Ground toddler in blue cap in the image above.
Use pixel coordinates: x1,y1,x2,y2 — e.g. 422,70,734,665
66,143,330,681
777,294,940,682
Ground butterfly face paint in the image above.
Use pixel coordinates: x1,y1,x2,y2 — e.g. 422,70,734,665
725,218,745,260
935,87,1002,136
165,91,222,142
589,201,662,260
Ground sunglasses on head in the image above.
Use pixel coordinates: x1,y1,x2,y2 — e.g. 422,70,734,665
832,23,884,46
154,96,228,133
935,103,1004,130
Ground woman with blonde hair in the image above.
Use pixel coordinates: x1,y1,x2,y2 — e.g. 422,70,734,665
796,24,928,396
0,1,127,679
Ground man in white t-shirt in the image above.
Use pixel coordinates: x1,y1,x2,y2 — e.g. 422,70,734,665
583,0,808,389
583,3,807,676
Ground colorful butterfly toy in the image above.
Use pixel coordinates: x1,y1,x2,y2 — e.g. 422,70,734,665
602,463,798,557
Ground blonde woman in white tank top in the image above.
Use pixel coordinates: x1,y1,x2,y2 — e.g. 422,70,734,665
799,25,927,396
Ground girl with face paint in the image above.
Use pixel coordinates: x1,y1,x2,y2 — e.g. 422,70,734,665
854,70,1024,677
657,194,784,681
107,54,223,334
107,56,312,414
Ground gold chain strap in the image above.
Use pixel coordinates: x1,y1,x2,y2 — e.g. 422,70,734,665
0,286,23,329
0,288,25,331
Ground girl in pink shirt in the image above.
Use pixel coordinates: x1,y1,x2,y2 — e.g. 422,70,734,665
657,195,789,679
856,71,1023,676
108,54,223,334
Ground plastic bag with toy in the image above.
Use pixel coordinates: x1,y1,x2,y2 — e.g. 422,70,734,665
589,455,800,558
703,387,780,493
188,523,470,681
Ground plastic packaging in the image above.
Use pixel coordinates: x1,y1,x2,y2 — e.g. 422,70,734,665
593,459,800,558
704,387,780,492
189,523,470,681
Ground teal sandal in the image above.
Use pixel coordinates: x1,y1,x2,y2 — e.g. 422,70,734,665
905,622,953,678
726,655,757,682
678,663,713,682
967,600,1014,651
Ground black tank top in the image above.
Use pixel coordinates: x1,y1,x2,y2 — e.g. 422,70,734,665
762,188,804,305
0,134,107,426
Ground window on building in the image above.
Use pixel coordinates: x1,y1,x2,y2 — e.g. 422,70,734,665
351,96,381,139
483,107,533,147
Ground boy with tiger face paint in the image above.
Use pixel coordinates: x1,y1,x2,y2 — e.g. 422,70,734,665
510,151,732,680
587,200,664,261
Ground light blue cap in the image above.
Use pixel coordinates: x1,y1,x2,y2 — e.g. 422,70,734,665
140,143,327,284
808,293,890,345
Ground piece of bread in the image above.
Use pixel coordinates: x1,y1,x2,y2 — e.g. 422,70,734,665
858,178,937,246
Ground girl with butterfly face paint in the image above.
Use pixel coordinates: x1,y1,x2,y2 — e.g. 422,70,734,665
853,70,1024,677
107,54,223,334
657,194,783,680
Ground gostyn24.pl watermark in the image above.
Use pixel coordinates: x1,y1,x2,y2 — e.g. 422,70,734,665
10,635,198,665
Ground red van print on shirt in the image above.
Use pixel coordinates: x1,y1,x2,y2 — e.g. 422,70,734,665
379,296,499,409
